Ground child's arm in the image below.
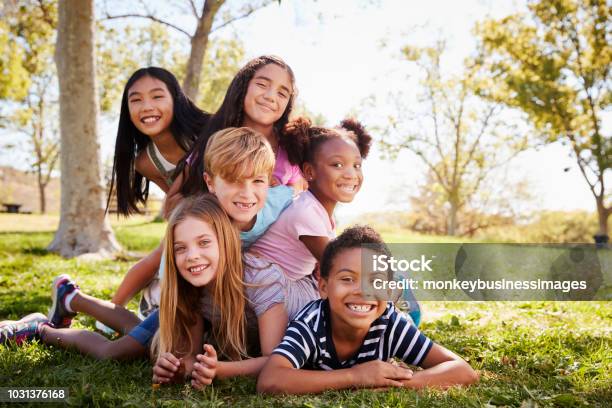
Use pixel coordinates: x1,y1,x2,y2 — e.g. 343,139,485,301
111,244,163,306
257,355,413,394
134,150,171,193
400,344,479,389
257,303,288,355
163,166,187,218
299,236,330,261
153,315,204,386
207,303,289,380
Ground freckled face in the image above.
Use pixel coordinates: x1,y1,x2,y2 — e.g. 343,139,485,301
242,64,292,128
127,76,174,138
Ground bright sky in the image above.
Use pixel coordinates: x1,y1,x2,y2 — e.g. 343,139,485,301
4,0,606,221
227,0,604,221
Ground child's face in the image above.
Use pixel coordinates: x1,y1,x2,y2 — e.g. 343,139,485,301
173,216,219,288
204,172,269,231
127,76,174,138
242,64,292,128
320,248,387,332
304,137,363,205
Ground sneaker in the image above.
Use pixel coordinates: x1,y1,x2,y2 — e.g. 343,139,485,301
0,313,48,345
48,274,79,328
138,278,160,320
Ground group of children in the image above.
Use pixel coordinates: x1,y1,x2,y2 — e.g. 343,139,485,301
0,55,478,393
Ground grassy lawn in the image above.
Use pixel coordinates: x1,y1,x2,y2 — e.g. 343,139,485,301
0,214,610,407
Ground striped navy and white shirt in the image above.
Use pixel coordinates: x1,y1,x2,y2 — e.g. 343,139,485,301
272,299,433,370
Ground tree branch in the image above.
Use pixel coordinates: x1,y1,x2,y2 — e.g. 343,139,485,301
100,13,192,38
210,5,260,33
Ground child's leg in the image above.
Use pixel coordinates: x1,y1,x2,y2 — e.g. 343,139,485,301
111,243,163,306
70,292,141,335
39,325,146,360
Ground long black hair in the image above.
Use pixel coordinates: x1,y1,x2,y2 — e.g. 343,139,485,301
107,67,210,216
180,55,297,196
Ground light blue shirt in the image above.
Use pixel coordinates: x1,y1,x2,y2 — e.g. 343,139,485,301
240,185,293,249
159,185,294,278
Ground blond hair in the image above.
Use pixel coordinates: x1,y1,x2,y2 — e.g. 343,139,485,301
204,127,275,182
152,193,247,361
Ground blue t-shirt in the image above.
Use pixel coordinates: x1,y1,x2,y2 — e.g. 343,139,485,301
240,185,293,249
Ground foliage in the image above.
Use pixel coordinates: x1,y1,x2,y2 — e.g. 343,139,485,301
0,219,610,406
0,0,59,214
96,20,244,115
478,210,604,243
474,0,611,235
99,0,273,101
378,41,529,236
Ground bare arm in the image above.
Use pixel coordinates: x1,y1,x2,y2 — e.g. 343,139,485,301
401,344,479,389
299,235,330,261
152,315,204,385
214,303,289,379
111,244,163,306
134,150,170,193
163,166,187,218
258,303,288,355
257,355,413,394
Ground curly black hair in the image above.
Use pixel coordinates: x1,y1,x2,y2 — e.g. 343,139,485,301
282,117,372,171
320,225,391,279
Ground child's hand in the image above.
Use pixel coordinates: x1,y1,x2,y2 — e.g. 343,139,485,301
152,352,182,384
191,344,218,390
350,360,413,388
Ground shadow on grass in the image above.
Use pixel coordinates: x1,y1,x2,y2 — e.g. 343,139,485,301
0,293,51,319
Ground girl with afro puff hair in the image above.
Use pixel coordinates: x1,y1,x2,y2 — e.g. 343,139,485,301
249,117,372,319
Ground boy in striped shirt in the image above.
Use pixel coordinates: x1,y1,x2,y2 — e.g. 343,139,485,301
257,226,478,394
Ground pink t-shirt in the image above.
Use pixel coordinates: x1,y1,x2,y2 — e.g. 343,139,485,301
273,147,302,186
250,190,335,281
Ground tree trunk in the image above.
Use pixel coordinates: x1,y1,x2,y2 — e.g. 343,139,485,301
447,200,458,236
595,197,609,237
182,0,224,100
37,169,46,214
48,0,120,258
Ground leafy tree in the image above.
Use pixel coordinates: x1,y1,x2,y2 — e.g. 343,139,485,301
49,0,120,257
379,41,528,236
475,0,611,241
0,0,59,214
101,0,275,100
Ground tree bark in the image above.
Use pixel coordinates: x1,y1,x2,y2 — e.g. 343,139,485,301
447,200,458,236
182,0,224,100
48,0,120,258
596,197,609,237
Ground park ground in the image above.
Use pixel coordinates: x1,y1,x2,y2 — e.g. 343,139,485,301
0,214,610,407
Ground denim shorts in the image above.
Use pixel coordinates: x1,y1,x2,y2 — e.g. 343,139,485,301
127,309,159,347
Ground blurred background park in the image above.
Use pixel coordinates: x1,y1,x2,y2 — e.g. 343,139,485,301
0,1,610,406
0,0,609,246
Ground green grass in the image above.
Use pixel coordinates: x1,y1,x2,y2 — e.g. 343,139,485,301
0,216,610,407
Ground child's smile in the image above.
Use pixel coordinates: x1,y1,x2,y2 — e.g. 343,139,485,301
320,248,387,333
243,63,292,128
205,173,268,232
173,216,219,288
306,137,363,212
127,76,174,139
